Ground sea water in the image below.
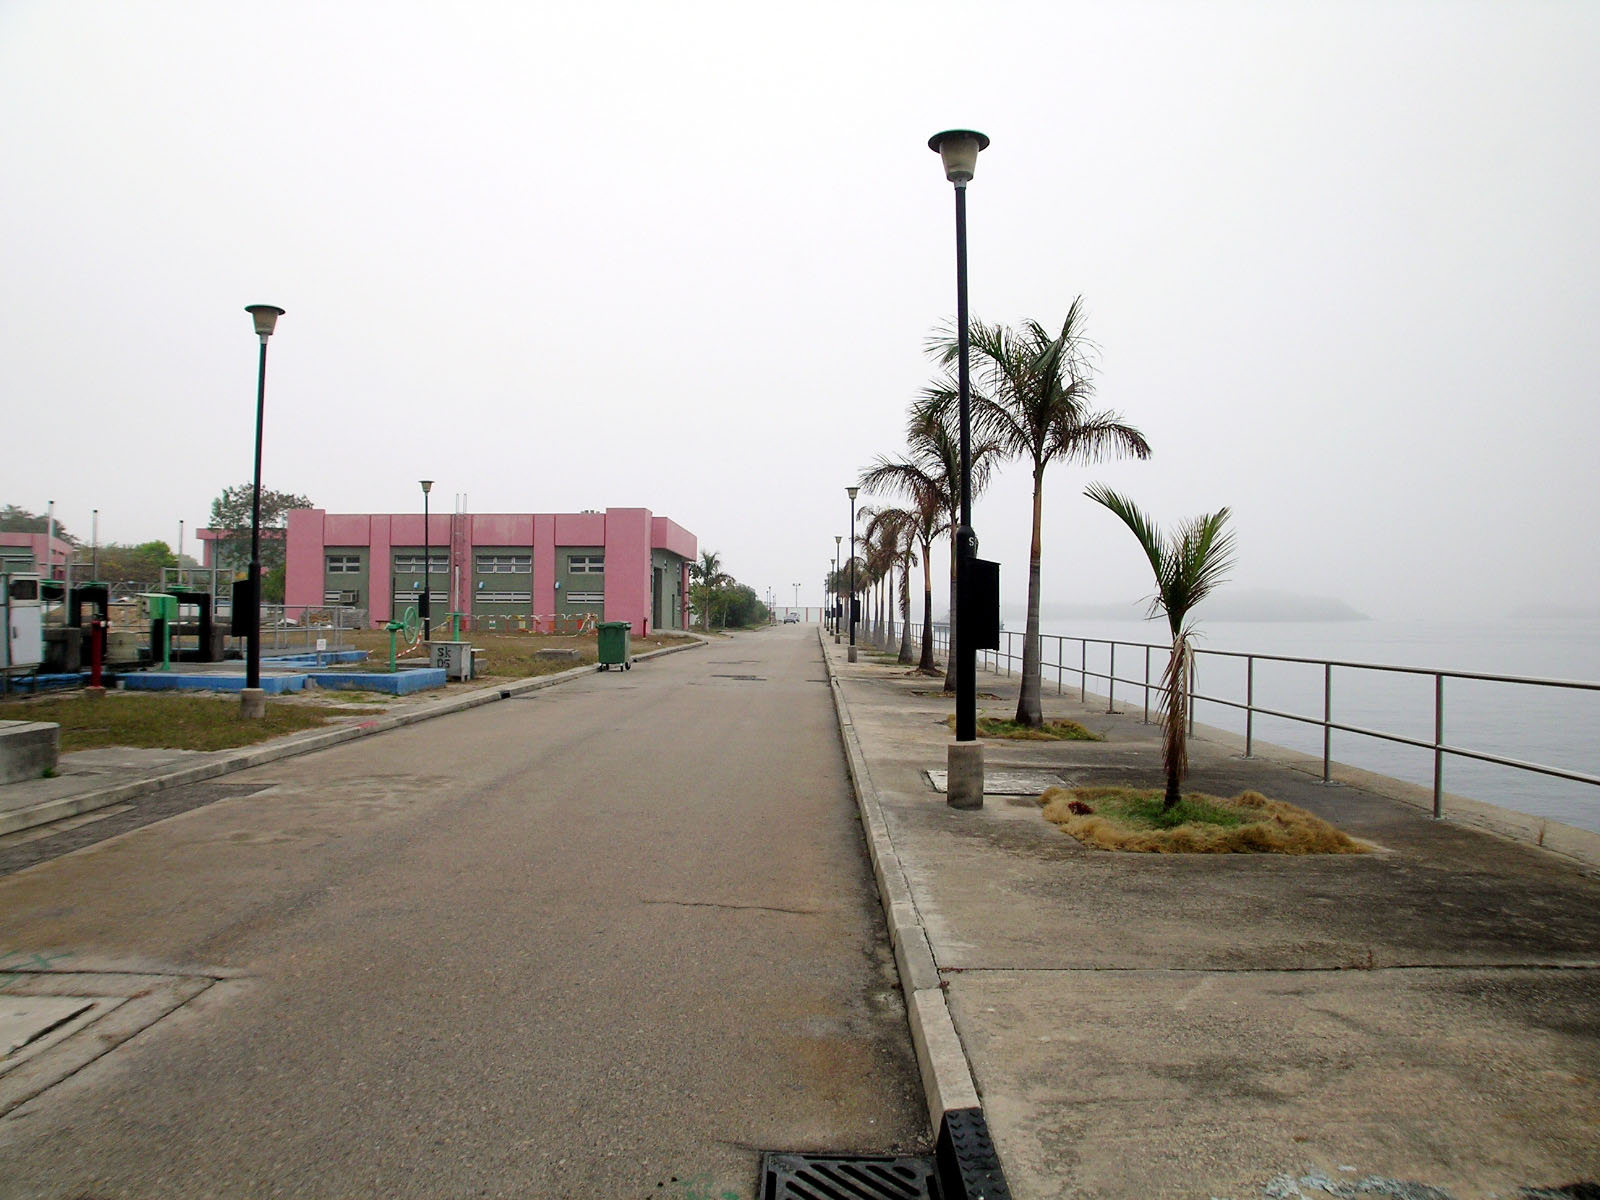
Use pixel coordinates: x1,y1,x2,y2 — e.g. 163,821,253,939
998,615,1600,835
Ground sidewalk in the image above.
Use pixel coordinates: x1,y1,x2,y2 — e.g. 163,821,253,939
1,641,703,840
820,632,1600,1200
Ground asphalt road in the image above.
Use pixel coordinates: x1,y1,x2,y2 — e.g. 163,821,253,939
0,625,927,1199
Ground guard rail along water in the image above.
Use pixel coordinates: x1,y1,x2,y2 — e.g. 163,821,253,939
904,622,1599,822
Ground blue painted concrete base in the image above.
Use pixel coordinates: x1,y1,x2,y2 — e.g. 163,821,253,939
118,668,448,696
122,673,308,694
310,670,447,695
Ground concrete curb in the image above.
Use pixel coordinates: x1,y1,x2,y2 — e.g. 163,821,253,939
816,634,986,1124
0,637,708,838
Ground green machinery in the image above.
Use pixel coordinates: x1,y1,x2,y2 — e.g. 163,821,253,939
384,606,421,672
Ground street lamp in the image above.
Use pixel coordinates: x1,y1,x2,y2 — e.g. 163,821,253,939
420,480,434,641
241,303,285,719
930,128,988,807
847,486,859,663
833,535,842,642
792,582,800,616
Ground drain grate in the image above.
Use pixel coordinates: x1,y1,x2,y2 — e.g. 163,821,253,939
760,1153,935,1200
710,674,766,681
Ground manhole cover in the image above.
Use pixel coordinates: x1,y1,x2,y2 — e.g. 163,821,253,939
925,769,1070,796
761,1152,935,1200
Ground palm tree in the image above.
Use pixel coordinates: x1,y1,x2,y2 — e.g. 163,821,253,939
1085,484,1235,810
862,393,1000,690
863,506,919,660
931,298,1151,727
690,549,729,631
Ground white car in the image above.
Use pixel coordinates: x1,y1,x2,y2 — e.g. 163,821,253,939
782,612,799,624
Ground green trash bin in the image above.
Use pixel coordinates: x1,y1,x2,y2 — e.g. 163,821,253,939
597,621,632,671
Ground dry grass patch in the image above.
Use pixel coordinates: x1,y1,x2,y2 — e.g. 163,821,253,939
1040,785,1366,854
945,715,1102,741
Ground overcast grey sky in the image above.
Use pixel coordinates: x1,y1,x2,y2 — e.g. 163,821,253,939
4,1,1596,621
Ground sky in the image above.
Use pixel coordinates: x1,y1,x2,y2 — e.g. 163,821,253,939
4,1,1597,623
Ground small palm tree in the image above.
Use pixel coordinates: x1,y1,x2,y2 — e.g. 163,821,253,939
932,298,1151,727
862,393,1000,690
1085,484,1236,811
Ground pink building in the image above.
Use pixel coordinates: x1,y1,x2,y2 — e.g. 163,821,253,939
273,507,697,636
0,531,76,579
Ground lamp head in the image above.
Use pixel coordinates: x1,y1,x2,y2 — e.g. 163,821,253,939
928,129,990,184
847,486,859,501
835,535,842,546
420,479,434,495
245,304,286,341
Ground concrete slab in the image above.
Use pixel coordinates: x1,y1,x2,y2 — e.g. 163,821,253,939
1,996,96,1058
925,768,1072,795
947,966,1600,1200
0,721,58,786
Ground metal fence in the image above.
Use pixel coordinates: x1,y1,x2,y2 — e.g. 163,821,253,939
954,627,1599,820
234,604,366,654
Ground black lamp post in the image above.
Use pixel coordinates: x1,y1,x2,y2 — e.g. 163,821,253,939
929,128,988,806
242,304,285,719
833,535,842,642
847,486,859,663
420,480,433,641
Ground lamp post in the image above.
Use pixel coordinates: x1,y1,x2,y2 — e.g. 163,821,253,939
930,128,988,807
241,304,285,719
847,486,859,663
833,535,842,642
792,582,800,617
420,480,434,641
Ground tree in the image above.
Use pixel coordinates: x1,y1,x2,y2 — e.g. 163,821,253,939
690,549,729,630
863,506,918,664
1086,484,1235,810
861,393,1000,689
0,505,77,544
93,541,177,589
207,484,313,574
932,298,1151,727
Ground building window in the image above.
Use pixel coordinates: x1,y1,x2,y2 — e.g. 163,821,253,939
476,554,532,574
568,554,604,574
565,591,604,605
476,590,532,604
393,554,448,574
326,554,362,574
324,589,360,605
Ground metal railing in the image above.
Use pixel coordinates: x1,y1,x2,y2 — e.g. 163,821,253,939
229,604,366,654
955,628,1599,820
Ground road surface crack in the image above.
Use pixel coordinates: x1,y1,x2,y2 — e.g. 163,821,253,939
642,899,821,916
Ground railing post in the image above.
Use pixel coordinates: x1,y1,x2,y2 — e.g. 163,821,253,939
1244,656,1254,758
1188,654,1196,736
1107,643,1116,714
1322,662,1333,783
1055,636,1063,695
1080,641,1087,702
1433,673,1444,819
1143,644,1151,724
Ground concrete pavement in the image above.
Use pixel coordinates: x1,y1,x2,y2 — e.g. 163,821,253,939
0,628,927,1198
821,629,1600,1200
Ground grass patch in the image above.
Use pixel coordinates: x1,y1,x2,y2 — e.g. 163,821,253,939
0,693,387,753
945,715,1102,741
1039,785,1367,854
